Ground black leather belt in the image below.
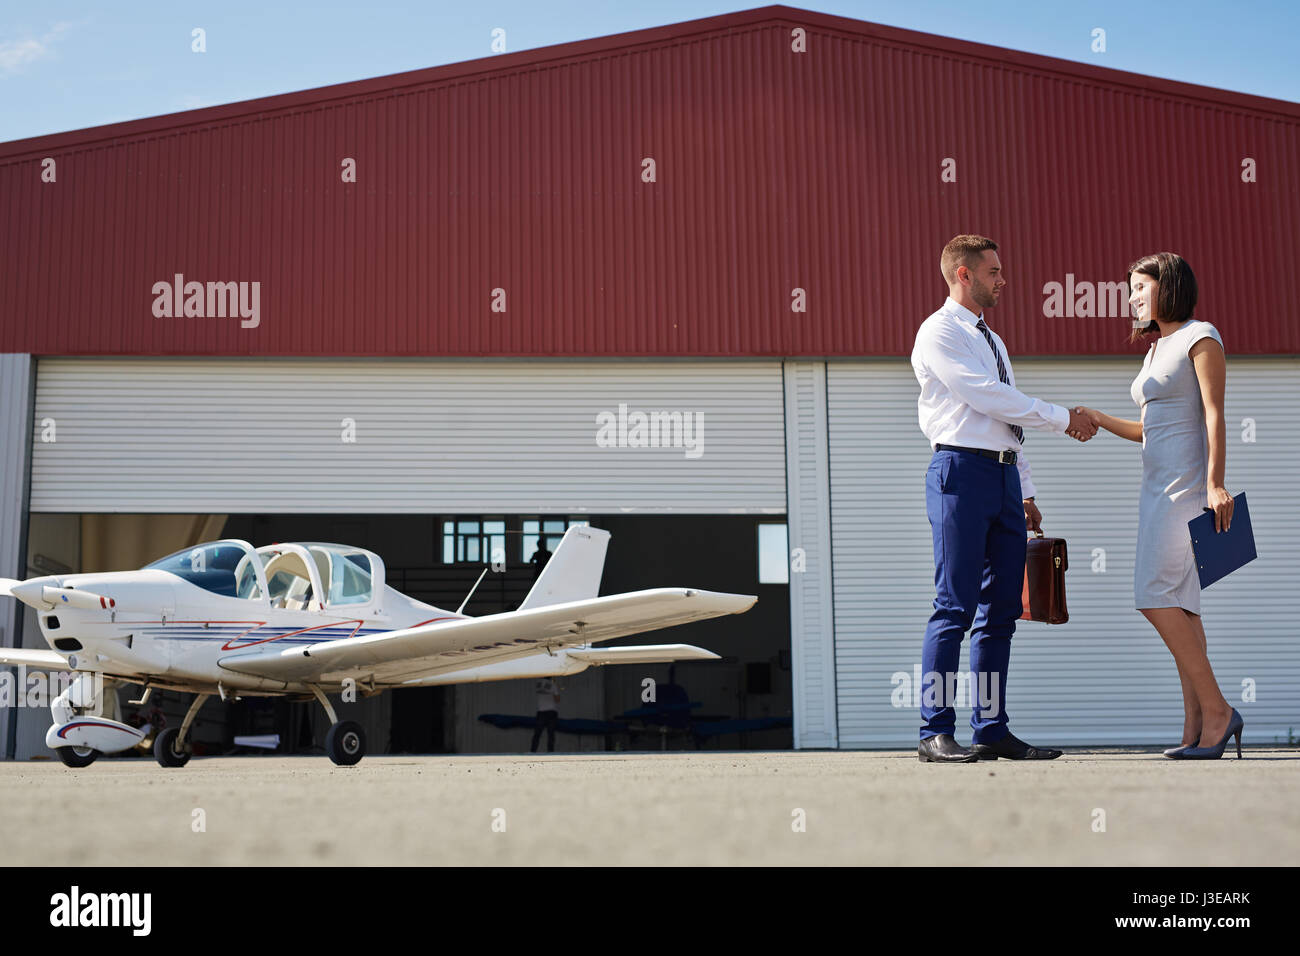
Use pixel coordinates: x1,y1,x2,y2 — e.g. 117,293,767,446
935,443,1017,465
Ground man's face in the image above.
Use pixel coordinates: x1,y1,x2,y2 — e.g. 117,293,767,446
961,250,1005,310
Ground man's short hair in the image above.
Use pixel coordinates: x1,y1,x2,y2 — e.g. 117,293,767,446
941,235,998,284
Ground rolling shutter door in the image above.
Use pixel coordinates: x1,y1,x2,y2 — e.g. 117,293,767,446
828,358,1299,746
32,358,787,515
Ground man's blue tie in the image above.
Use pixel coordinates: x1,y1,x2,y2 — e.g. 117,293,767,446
976,318,1024,444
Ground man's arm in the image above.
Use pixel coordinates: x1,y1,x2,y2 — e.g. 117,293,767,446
1016,452,1043,533
1016,450,1037,502
922,322,1070,432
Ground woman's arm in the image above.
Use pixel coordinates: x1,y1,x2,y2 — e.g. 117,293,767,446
1080,407,1143,443
1191,337,1233,531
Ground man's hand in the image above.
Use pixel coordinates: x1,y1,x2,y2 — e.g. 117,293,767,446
1023,498,1043,535
1065,406,1098,442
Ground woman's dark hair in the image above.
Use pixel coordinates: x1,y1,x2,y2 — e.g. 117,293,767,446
1127,252,1197,343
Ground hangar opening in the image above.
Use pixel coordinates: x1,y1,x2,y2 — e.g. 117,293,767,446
13,511,792,758
8,355,793,760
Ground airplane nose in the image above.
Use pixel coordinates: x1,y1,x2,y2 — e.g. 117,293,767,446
8,577,59,609
7,578,115,611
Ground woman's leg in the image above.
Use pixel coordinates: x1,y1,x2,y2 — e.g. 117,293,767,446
1170,657,1201,746
1140,608,1230,745
1167,611,1210,745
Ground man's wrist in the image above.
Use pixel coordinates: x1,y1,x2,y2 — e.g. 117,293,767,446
1024,496,1035,502
1051,404,1071,432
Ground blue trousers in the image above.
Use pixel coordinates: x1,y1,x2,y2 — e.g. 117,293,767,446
920,449,1027,743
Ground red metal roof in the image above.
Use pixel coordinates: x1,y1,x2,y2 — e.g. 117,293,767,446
1,5,1296,357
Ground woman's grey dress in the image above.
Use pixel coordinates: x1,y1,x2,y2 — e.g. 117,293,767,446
1130,319,1223,614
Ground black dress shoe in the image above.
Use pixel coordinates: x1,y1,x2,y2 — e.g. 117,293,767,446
918,734,978,763
971,731,1062,760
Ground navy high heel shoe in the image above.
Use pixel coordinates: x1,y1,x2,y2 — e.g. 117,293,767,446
1163,736,1200,758
1177,710,1244,759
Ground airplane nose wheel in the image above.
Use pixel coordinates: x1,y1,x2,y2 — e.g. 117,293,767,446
326,720,365,766
154,727,192,767
153,692,209,768
56,746,99,768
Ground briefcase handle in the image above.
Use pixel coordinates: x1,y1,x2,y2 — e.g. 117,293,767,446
1024,530,1066,567
1026,530,1063,569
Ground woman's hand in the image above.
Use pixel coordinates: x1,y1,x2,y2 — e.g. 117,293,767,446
1208,485,1234,533
1078,406,1143,443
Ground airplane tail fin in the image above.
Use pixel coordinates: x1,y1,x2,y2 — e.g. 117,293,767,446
517,525,610,611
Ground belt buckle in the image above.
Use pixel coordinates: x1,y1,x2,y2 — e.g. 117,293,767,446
998,449,1015,465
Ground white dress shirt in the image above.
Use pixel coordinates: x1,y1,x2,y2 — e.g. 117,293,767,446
911,296,1069,500
535,678,559,711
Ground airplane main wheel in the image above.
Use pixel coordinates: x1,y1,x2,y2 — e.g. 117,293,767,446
56,746,99,768
154,727,192,768
326,720,365,766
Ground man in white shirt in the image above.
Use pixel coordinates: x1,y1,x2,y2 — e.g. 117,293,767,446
911,235,1095,763
530,678,560,753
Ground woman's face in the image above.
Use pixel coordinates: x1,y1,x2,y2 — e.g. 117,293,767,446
1129,272,1158,324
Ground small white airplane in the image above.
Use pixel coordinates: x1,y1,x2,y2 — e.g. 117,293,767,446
0,526,755,767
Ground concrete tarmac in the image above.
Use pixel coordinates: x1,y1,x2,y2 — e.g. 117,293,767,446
1,749,1296,866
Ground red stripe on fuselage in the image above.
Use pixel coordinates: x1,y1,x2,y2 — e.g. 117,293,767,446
220,619,367,651
138,615,467,652
218,617,464,651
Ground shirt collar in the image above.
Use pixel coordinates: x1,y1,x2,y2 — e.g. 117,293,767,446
944,296,984,327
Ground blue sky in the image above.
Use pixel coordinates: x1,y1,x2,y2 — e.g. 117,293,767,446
2,0,1296,143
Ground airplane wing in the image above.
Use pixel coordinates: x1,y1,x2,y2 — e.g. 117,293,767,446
0,647,71,671
217,588,754,685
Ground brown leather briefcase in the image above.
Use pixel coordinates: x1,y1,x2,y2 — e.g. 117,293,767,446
1021,533,1068,624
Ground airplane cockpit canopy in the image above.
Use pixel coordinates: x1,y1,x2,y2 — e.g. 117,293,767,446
145,540,265,600
303,543,378,607
258,544,322,611
146,539,384,611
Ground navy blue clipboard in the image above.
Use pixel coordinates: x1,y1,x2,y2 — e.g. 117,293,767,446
1188,492,1256,589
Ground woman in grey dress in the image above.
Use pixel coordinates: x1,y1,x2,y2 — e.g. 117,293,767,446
1080,253,1243,759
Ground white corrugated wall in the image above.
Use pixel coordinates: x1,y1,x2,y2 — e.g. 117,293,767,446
31,359,787,514
783,361,837,748
827,358,1300,747
1,355,33,759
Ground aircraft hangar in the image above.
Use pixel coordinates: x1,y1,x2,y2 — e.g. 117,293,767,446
2,6,1298,760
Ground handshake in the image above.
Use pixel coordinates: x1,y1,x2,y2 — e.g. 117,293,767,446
1065,406,1100,442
